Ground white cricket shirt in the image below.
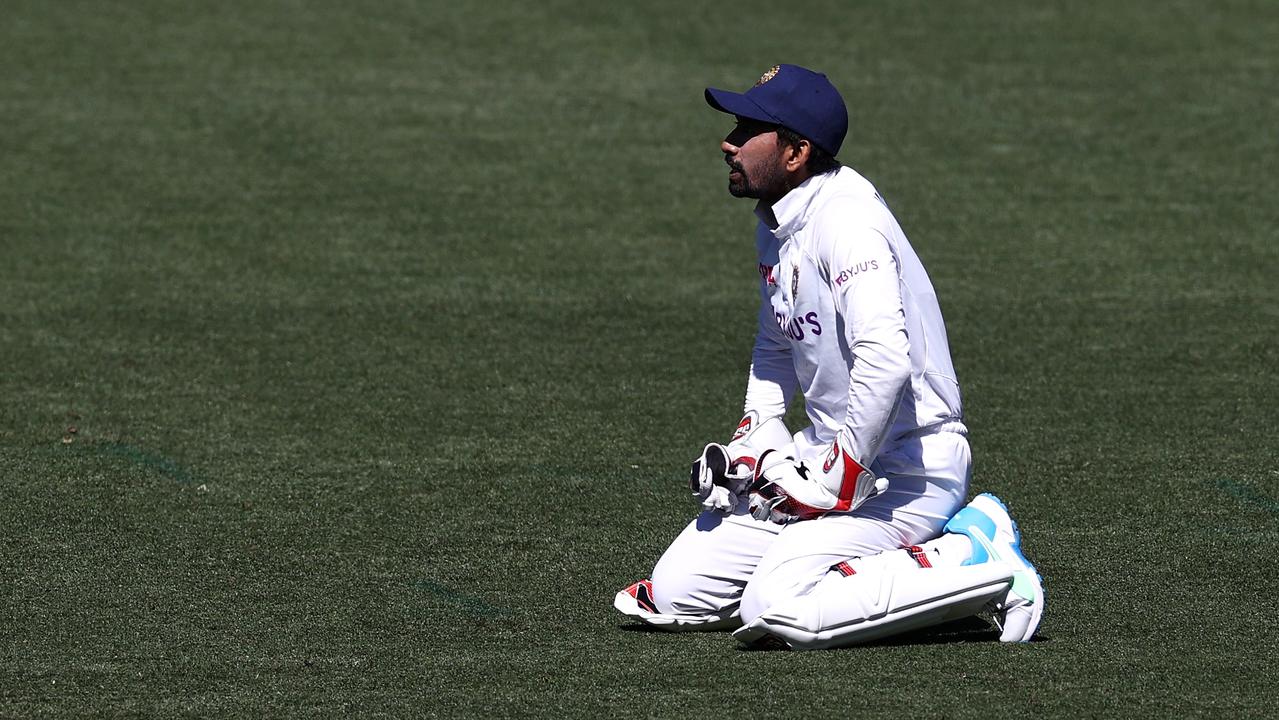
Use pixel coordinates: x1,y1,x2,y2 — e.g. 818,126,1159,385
744,166,965,466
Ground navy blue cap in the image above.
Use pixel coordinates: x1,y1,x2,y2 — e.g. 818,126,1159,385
705,64,848,156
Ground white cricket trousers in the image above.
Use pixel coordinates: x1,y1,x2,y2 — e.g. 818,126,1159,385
650,429,970,624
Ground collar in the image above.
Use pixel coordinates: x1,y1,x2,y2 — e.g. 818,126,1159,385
753,170,837,238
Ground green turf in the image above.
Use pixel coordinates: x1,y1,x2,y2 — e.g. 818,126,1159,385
2,0,1277,716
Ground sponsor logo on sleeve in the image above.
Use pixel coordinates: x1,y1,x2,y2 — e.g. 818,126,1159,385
834,259,880,287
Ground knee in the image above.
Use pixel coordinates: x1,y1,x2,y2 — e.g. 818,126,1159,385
650,526,744,616
741,568,800,624
650,557,725,616
649,558,693,614
646,510,769,617
739,579,769,624
741,551,849,623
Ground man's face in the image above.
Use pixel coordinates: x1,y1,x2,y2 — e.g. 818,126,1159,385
721,117,788,202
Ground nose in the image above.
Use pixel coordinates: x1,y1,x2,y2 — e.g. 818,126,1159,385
723,124,751,154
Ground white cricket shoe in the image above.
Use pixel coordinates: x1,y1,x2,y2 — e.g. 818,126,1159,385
944,493,1044,642
613,579,741,631
613,579,663,618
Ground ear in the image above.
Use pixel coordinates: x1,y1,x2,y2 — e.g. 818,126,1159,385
784,140,812,173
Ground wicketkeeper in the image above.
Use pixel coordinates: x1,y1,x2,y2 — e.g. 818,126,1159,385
614,64,1044,649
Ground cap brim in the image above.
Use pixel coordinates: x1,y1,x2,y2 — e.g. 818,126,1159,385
704,87,780,125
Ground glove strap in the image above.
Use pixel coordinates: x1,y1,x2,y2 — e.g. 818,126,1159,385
822,438,872,513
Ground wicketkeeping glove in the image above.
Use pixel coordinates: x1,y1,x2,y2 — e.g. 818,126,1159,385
689,412,793,514
747,435,889,523
690,442,754,513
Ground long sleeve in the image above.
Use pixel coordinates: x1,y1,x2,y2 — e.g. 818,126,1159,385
744,278,798,420
824,222,911,464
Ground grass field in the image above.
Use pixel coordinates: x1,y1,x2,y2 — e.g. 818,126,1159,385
2,0,1277,716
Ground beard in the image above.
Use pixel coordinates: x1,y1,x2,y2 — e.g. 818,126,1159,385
727,157,789,202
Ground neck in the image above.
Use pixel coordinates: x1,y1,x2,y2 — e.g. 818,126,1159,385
760,167,815,206
754,201,779,229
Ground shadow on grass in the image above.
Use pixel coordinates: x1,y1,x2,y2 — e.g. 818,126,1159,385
411,578,510,618
620,616,1052,649
616,622,723,634
730,616,1007,651
858,616,1002,647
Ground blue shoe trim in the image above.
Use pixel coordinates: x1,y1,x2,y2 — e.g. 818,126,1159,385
944,505,996,566
976,493,1034,567
976,493,1019,541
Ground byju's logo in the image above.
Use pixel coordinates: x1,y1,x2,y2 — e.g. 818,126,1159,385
834,259,879,287
774,311,823,341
